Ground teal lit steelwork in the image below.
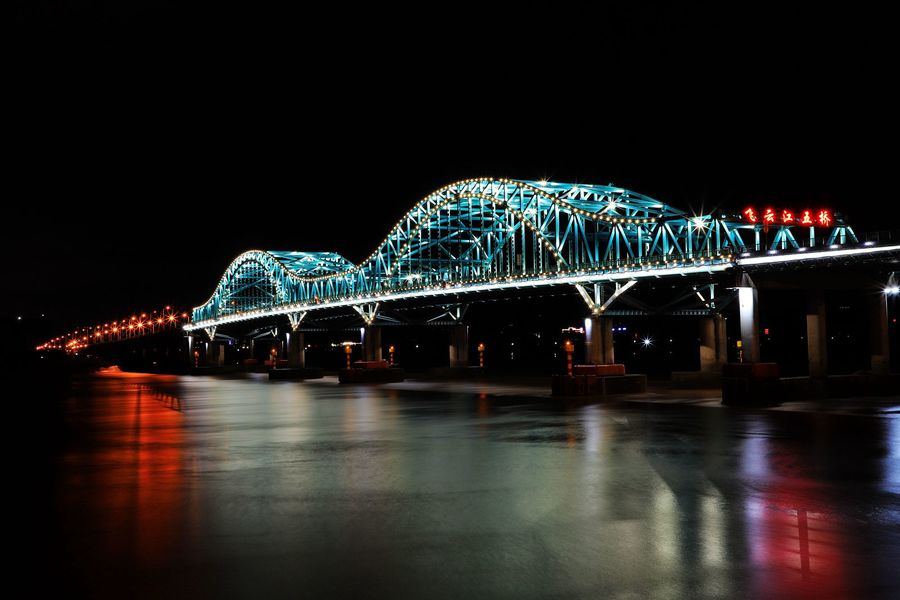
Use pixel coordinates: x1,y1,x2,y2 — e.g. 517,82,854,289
187,178,859,330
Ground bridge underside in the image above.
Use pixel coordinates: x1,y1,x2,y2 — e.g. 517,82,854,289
188,255,896,378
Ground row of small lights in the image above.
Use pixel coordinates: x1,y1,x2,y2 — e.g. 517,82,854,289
36,307,188,351
189,253,734,328
354,250,736,299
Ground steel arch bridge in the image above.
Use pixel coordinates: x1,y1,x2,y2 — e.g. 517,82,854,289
186,178,862,333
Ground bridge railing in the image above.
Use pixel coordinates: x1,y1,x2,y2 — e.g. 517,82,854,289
863,230,900,244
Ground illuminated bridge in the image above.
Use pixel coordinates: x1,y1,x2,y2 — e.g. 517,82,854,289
183,178,897,372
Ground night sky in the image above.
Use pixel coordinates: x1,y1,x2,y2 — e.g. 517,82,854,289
8,3,896,329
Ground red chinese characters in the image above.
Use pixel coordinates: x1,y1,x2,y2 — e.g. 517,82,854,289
742,206,835,227
743,207,758,223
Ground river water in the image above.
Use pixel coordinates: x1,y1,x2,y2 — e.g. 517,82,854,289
39,369,900,599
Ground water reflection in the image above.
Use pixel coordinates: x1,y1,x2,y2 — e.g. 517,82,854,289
49,371,899,599
56,370,187,596
888,414,900,494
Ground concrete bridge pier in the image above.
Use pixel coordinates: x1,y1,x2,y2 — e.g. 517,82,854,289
738,283,760,362
449,324,469,367
584,315,614,364
362,326,382,362
699,315,727,373
207,341,225,367
869,292,890,373
287,331,305,368
806,289,828,377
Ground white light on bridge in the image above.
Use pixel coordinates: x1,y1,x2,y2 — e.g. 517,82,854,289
642,337,653,347
885,286,900,295
737,244,900,266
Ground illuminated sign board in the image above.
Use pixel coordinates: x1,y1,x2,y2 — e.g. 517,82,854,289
742,207,832,227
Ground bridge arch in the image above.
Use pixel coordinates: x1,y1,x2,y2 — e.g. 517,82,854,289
349,178,683,291
378,190,571,285
196,251,298,322
190,178,754,326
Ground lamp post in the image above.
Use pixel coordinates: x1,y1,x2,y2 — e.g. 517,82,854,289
344,344,353,369
477,342,485,368
563,340,575,376
388,345,395,366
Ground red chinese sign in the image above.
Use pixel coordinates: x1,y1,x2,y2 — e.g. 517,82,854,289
743,207,832,227
743,207,757,223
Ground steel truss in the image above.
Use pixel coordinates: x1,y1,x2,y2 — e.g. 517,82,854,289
188,178,859,330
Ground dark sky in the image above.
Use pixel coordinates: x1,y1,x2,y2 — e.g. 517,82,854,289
7,3,896,327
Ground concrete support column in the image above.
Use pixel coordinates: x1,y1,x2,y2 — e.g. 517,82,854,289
869,292,890,373
738,286,760,362
362,326,382,362
287,331,305,368
699,315,727,373
585,315,614,364
806,289,828,377
449,324,469,367
207,341,224,367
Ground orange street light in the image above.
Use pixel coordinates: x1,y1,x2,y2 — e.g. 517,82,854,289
344,344,353,369
563,340,575,376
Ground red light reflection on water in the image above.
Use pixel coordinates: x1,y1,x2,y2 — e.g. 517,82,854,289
477,393,490,417
62,371,186,570
741,432,857,599
745,497,852,598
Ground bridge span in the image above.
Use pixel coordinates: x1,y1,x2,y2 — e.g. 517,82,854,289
181,178,897,374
